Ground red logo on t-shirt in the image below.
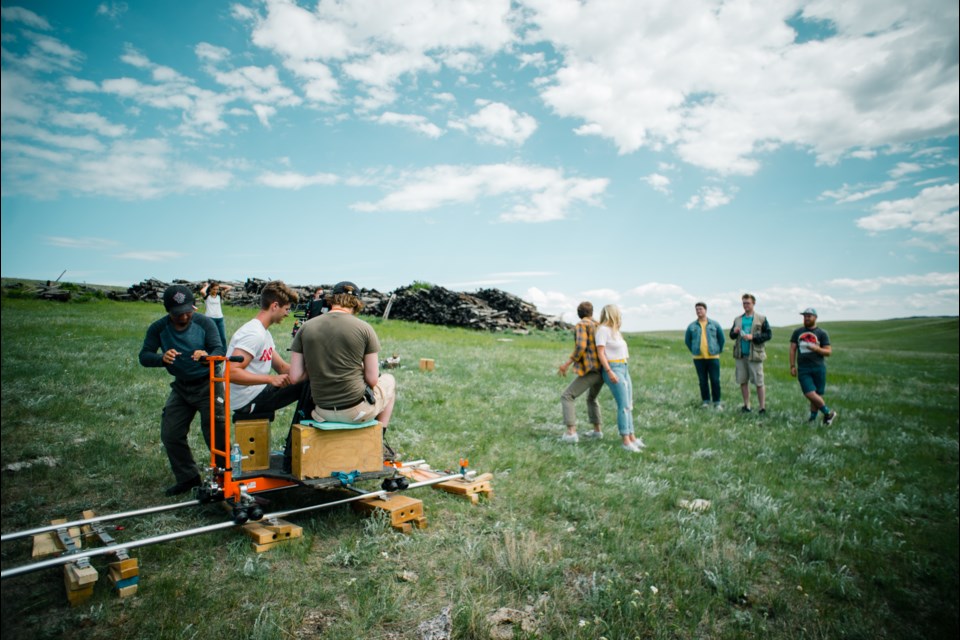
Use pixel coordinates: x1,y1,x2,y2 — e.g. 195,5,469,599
259,347,274,362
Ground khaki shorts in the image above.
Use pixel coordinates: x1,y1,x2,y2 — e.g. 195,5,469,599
734,359,764,387
311,374,396,424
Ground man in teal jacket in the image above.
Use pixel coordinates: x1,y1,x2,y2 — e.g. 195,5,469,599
684,302,725,409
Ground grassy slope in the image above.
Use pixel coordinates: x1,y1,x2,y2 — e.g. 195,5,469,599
1,299,957,640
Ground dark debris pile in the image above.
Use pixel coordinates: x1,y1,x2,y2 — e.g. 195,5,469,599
110,278,568,332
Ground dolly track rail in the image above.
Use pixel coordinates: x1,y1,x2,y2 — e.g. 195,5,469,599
1,500,201,544
0,459,429,545
1,471,469,580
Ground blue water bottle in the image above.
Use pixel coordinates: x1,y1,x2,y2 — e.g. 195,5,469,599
230,443,242,475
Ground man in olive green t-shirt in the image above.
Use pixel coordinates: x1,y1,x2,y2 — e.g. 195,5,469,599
289,281,396,428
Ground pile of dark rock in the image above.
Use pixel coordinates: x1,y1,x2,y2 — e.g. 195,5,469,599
112,278,567,332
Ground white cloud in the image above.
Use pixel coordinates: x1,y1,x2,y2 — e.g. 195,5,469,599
517,52,547,70
210,64,301,108
351,163,608,223
889,162,922,178
177,166,232,190
63,77,99,93
49,111,129,137
115,251,184,261
375,112,444,138
582,287,621,302
849,149,878,160
441,51,482,73
3,120,104,152
820,180,898,204
685,185,736,210
10,30,83,73
524,287,578,322
244,0,517,108
44,236,118,250
827,272,959,292
96,3,128,22
525,0,958,175
257,171,340,190
2,136,234,199
1,6,52,30
283,59,339,103
856,183,959,246
195,42,231,64
492,271,554,277
1,140,73,164
454,100,537,146
643,173,670,194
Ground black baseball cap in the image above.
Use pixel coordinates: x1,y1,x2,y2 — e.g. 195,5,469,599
163,285,196,314
332,281,359,295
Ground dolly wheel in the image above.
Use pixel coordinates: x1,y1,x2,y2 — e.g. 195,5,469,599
248,504,264,521
232,506,249,525
381,478,398,492
395,477,409,490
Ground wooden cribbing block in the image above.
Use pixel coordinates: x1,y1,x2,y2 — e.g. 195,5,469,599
32,531,60,559
82,509,140,597
64,562,98,607
353,494,427,534
47,519,83,553
109,558,139,580
419,358,435,371
108,566,140,598
434,473,495,505
241,518,303,553
398,467,495,505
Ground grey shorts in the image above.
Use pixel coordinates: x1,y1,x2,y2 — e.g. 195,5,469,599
735,359,764,386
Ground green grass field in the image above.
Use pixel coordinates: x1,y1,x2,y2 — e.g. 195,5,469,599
1,297,957,640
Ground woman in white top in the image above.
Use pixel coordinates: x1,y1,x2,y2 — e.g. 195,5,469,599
200,281,232,348
596,304,645,452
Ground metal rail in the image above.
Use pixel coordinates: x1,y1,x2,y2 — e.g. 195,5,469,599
0,460,429,544
1,471,470,580
0,500,201,543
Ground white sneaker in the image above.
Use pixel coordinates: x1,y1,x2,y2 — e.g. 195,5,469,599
713,403,723,411
561,433,579,444
582,431,604,439
622,442,642,452
632,438,647,449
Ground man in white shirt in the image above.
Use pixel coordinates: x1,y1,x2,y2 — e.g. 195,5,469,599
227,280,306,418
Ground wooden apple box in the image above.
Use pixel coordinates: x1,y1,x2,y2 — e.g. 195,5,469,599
291,420,382,479
235,419,270,471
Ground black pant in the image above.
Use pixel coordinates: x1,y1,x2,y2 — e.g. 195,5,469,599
282,383,317,472
233,381,306,419
161,378,225,482
693,359,721,403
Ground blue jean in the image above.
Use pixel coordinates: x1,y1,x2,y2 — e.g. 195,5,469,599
693,359,721,403
210,317,227,350
602,362,634,436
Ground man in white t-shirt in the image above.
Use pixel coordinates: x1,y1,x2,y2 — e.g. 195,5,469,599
227,280,306,418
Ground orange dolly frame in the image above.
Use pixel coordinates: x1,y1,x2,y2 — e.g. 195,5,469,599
197,355,392,524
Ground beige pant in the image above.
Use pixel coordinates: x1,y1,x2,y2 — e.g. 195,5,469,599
311,374,396,423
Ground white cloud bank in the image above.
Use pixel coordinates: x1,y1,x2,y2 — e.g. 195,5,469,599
352,163,608,222
856,183,959,247
527,0,958,175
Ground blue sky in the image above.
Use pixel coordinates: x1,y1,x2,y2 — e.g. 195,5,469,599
1,0,957,331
